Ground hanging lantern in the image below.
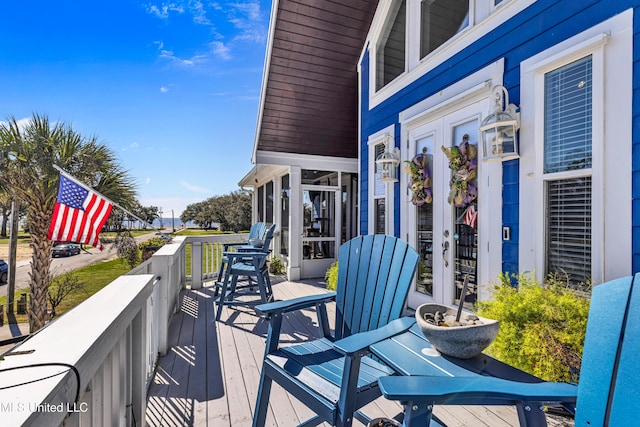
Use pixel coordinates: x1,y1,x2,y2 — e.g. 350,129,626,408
480,85,520,162
375,136,400,183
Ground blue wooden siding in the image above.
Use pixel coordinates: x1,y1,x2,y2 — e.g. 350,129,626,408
360,0,640,275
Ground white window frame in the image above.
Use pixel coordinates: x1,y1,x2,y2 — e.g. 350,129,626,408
519,10,633,284
368,126,396,234
368,0,537,108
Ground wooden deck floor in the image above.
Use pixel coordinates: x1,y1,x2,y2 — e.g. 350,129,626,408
145,278,573,427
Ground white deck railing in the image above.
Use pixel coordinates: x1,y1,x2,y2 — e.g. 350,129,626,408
0,233,247,426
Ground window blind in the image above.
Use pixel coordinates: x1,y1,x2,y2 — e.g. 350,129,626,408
546,177,592,285
544,56,592,173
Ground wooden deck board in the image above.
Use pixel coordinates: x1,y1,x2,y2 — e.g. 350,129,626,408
146,277,573,427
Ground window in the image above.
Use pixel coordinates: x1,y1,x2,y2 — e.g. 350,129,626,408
420,0,469,59
376,0,406,90
368,130,394,235
373,143,387,234
546,178,591,284
544,57,593,173
543,57,592,285
519,12,632,285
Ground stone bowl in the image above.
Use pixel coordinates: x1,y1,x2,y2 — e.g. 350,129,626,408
415,303,499,359
249,238,264,248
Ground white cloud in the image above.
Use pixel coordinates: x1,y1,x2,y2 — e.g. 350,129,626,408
145,177,152,184
180,180,211,194
159,48,206,67
146,3,185,19
160,86,169,93
122,142,140,151
146,1,211,25
210,41,231,60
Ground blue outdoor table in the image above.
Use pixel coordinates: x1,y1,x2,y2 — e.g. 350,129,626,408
369,320,552,427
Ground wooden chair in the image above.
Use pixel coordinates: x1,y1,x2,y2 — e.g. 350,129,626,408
215,224,277,321
377,273,640,426
252,235,420,427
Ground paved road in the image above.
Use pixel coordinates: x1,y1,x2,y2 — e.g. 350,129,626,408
0,231,162,298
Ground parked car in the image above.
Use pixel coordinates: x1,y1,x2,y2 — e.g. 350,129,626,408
0,259,7,283
52,244,81,257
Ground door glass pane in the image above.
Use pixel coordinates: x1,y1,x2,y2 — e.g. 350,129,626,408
450,121,479,308
303,190,336,259
414,135,435,297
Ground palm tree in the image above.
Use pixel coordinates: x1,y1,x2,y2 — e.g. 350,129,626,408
0,114,137,332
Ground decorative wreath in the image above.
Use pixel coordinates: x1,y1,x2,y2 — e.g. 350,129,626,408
403,147,432,206
441,134,478,207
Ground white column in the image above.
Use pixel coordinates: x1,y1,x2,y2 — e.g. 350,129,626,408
288,166,302,280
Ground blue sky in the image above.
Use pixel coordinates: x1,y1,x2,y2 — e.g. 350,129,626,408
0,0,271,217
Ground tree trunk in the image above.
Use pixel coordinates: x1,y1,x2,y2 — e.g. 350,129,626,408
27,208,53,333
0,206,8,238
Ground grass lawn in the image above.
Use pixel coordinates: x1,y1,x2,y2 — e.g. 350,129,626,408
176,228,249,236
101,230,157,239
0,230,32,245
0,258,131,324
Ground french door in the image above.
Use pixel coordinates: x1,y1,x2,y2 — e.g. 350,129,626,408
405,105,481,309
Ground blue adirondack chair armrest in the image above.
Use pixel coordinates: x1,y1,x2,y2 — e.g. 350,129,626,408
378,376,578,405
223,250,269,261
333,317,416,356
255,292,337,317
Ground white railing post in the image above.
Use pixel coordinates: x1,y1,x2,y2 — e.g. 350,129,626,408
131,302,147,426
191,241,203,289
151,256,170,356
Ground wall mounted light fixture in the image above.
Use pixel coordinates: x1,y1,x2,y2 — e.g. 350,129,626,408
375,135,400,183
480,85,520,162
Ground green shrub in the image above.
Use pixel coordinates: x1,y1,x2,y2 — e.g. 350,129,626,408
269,257,286,275
325,261,339,291
477,272,590,383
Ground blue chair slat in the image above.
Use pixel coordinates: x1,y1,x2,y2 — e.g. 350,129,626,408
252,235,419,427
378,376,578,404
574,275,633,426
597,274,639,426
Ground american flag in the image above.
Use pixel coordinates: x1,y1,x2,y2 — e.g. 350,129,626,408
47,174,113,250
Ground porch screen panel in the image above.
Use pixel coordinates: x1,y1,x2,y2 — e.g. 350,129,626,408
281,174,289,256
257,186,264,223
265,181,274,225
544,56,592,173
546,177,592,285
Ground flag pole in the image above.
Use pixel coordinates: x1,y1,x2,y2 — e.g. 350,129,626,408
52,164,161,231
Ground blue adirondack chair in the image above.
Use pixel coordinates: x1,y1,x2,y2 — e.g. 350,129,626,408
216,222,268,282
377,273,640,426
252,235,420,427
215,224,277,321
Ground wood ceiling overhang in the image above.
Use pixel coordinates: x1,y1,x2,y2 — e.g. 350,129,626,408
254,0,379,161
